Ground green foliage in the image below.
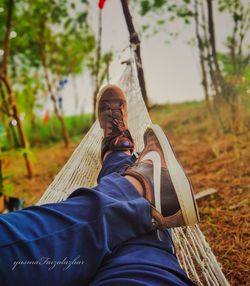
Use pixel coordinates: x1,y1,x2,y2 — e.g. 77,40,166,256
132,0,193,39
2,182,14,197
154,0,168,8
217,0,250,72
1,0,96,91
87,51,113,84
0,148,15,197
0,0,97,153
23,114,92,146
218,52,250,79
140,0,151,16
150,100,208,136
136,0,168,15
142,24,150,32
215,0,250,119
157,19,165,25
15,73,45,118
0,113,91,148
77,11,88,24
48,32,96,77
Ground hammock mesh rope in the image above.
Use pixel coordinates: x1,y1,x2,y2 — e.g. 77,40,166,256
37,61,229,286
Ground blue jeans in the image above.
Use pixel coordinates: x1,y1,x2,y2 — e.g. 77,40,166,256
0,151,195,286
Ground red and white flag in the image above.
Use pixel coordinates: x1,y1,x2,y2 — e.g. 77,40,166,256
98,0,106,10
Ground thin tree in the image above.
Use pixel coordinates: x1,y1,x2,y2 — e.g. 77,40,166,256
92,51,113,121
206,0,221,77
194,0,211,111
0,156,4,212
120,0,149,110
200,0,220,98
206,0,227,98
0,83,19,147
36,17,70,148
0,0,35,178
92,9,103,122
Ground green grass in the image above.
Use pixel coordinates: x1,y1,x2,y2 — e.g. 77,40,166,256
26,114,92,146
150,100,208,135
1,96,249,150
1,114,92,149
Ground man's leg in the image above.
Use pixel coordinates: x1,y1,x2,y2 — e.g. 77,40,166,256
97,85,198,229
0,85,140,286
97,150,137,182
0,171,152,286
89,154,195,286
0,85,198,286
88,122,199,285
92,86,198,285
89,231,196,286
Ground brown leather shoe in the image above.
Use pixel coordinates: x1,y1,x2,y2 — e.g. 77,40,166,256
97,85,134,161
122,124,199,229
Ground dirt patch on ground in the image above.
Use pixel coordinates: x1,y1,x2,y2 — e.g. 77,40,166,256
166,132,249,286
4,142,78,206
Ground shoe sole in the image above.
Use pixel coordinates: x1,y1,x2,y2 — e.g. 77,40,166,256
150,124,199,226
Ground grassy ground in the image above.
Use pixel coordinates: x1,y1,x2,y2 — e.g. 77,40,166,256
3,101,250,285
1,113,92,149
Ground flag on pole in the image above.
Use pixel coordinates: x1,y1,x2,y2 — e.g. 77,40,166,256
98,0,106,10
43,109,50,125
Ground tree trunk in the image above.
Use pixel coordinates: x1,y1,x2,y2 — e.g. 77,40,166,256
200,0,219,98
72,75,79,114
2,0,13,76
93,10,102,122
206,0,221,76
207,0,228,99
0,0,34,178
32,15,70,148
0,156,3,195
0,83,19,147
93,89,98,121
45,71,69,148
30,107,36,130
1,76,35,177
39,41,70,148
230,7,238,75
93,61,110,120
237,5,245,75
0,158,4,213
120,0,149,110
194,0,211,112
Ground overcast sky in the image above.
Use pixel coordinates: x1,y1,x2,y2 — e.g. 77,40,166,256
59,0,249,115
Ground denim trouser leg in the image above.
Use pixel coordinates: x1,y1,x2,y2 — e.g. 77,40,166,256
90,152,195,286
0,152,152,286
97,151,137,182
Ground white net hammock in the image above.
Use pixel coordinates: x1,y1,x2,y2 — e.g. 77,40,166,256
37,61,230,286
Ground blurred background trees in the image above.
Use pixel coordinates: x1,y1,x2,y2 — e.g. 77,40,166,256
132,0,249,135
0,0,98,177
0,0,249,180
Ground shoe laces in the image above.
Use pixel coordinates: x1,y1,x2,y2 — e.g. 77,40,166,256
104,103,129,145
